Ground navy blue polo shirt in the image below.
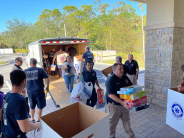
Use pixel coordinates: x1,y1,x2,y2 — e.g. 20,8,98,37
82,70,97,87
124,60,139,75
105,74,133,105
82,51,94,63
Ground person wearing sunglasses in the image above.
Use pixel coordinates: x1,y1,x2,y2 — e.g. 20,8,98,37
12,57,23,71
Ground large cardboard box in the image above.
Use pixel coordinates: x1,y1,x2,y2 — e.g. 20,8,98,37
41,102,109,138
101,65,113,81
74,56,85,74
166,88,184,135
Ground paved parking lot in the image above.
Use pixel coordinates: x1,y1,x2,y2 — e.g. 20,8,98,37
0,53,183,138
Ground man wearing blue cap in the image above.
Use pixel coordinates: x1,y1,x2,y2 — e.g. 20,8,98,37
78,46,94,71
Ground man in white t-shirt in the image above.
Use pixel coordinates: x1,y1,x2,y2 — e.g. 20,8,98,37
52,47,68,78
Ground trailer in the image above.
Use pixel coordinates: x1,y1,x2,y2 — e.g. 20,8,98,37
26,37,89,107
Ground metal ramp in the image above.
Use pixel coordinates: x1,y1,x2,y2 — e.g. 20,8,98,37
49,76,72,108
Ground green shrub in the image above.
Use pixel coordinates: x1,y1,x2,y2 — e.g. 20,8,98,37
14,49,29,54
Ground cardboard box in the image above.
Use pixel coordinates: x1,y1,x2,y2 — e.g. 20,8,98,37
119,91,146,100
101,65,113,81
41,102,109,138
126,96,147,107
74,56,85,74
166,88,184,135
102,65,113,78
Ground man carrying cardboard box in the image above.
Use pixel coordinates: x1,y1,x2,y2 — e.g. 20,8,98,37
105,63,135,138
1,70,41,138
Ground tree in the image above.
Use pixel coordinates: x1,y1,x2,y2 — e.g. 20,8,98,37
0,1,146,54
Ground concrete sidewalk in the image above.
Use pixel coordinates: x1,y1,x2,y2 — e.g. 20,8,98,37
27,77,184,138
1,54,181,138
26,94,184,138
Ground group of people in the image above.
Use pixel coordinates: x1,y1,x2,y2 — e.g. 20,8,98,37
105,55,139,138
0,46,140,138
47,45,77,78
0,57,50,137
50,45,139,138
77,54,139,138
48,45,95,94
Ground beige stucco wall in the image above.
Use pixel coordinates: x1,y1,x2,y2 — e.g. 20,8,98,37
146,0,174,26
174,0,184,23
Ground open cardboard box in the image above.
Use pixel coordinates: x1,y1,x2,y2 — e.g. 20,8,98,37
41,102,109,138
166,87,184,135
101,65,112,81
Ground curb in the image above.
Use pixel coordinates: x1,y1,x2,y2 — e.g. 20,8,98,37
95,62,113,65
0,62,10,66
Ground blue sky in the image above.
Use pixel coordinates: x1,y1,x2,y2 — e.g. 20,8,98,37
0,0,146,32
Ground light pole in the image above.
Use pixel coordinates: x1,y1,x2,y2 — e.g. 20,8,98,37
110,31,111,50
64,22,66,37
139,4,145,58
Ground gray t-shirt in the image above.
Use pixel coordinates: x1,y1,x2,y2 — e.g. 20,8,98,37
62,61,75,76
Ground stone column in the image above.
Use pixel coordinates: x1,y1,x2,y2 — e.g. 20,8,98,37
145,27,184,107
143,0,184,107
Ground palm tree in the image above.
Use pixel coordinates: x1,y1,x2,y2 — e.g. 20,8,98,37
139,3,145,59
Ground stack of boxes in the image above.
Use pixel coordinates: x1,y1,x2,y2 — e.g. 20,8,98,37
118,85,149,111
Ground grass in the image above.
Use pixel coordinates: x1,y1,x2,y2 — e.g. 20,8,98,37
103,59,145,68
102,52,145,68
0,61,8,65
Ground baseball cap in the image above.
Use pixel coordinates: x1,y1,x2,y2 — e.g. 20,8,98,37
85,46,90,50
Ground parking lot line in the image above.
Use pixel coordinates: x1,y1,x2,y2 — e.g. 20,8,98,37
5,81,11,89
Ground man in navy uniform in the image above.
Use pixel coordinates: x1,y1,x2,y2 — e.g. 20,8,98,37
78,46,94,71
105,63,135,138
124,54,139,85
82,61,101,107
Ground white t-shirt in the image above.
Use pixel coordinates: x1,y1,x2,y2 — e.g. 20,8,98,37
53,51,68,65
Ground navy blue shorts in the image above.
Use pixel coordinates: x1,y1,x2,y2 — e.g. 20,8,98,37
27,91,46,109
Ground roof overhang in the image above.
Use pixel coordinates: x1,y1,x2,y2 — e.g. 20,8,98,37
129,0,147,4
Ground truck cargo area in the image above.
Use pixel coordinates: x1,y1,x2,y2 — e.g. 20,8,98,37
41,43,88,107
